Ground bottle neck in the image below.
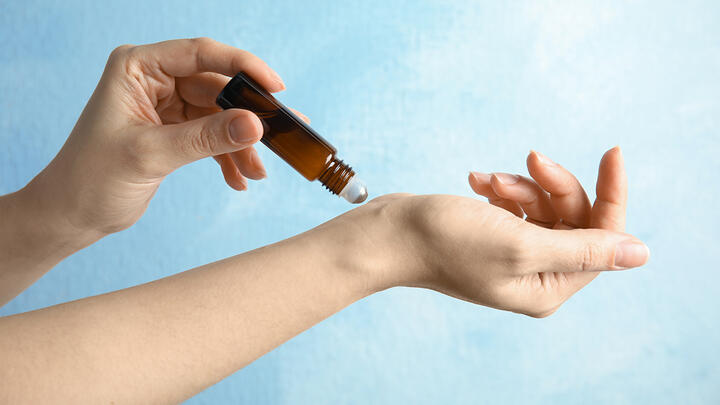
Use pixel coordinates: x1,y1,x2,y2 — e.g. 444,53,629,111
318,157,355,196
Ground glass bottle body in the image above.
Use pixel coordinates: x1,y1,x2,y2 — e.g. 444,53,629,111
216,72,364,201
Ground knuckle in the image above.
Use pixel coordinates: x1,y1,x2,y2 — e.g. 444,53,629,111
107,44,143,77
580,242,603,272
109,44,133,59
557,176,578,195
191,36,214,46
189,37,215,69
107,44,134,66
190,37,215,54
192,125,220,155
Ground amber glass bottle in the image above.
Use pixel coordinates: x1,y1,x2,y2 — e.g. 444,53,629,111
216,72,367,203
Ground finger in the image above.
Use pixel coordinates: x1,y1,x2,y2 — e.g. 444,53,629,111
562,147,628,294
527,150,592,228
186,103,266,182
229,147,267,180
178,74,308,125
528,227,650,274
129,37,285,92
184,104,221,121
490,173,558,227
215,153,247,191
289,108,311,124
177,72,232,108
186,104,256,185
148,109,263,171
538,148,629,300
212,155,242,190
592,146,627,232
469,172,524,218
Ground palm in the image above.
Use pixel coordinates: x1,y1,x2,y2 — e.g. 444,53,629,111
469,147,627,314
57,42,277,234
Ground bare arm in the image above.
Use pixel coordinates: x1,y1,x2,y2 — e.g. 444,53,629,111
0,38,287,305
0,38,649,403
0,223,370,403
0,191,101,306
1,146,649,403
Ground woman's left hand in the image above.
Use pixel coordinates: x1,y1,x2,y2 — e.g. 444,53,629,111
325,147,648,318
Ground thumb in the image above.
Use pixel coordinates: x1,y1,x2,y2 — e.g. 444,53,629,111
531,228,650,273
153,109,263,170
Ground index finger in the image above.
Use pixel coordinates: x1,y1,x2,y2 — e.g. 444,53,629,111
131,37,285,92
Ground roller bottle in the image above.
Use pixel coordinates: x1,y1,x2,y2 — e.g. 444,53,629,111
216,72,367,204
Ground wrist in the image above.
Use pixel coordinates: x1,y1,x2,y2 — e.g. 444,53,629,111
309,202,413,297
0,179,106,305
9,183,103,263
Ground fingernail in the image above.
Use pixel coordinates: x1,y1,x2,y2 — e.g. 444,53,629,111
269,69,285,90
469,172,491,183
229,116,262,144
492,173,520,185
613,239,650,269
533,150,558,167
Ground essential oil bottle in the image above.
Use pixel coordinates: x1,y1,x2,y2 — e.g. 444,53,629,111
216,72,367,204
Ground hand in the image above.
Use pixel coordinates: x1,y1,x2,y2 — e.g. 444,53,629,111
330,147,649,317
21,38,304,241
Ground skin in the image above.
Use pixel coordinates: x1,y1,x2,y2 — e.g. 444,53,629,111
0,38,649,403
0,38,301,305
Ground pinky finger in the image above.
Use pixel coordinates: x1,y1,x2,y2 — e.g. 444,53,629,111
469,172,524,218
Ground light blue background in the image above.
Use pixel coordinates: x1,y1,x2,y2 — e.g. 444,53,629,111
1,1,718,403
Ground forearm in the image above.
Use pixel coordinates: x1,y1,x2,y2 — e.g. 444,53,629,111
0,224,375,404
0,187,101,306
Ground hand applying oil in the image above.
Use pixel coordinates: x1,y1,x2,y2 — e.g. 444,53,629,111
217,72,368,203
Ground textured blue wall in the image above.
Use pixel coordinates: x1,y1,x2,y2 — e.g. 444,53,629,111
1,1,719,403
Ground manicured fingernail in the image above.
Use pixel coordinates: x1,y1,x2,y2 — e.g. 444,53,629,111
492,173,520,185
469,172,491,183
613,240,650,269
230,116,262,144
533,150,558,167
269,69,285,90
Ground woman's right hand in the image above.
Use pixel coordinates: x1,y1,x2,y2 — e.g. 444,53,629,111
326,147,648,317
